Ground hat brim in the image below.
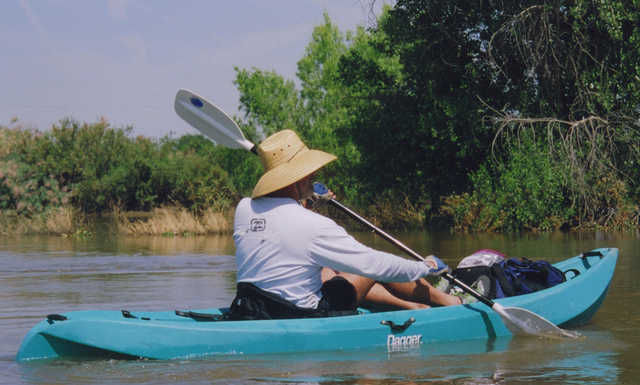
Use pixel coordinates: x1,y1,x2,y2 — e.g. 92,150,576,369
252,149,336,198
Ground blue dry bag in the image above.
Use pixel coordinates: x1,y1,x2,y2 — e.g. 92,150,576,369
491,258,566,298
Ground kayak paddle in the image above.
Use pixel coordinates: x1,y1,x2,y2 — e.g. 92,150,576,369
173,88,580,339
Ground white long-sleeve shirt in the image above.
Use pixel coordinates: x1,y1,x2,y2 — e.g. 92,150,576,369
233,197,430,308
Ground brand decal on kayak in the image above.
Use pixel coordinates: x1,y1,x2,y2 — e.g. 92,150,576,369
386,334,422,348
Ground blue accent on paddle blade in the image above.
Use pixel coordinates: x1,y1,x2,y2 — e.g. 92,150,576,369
313,182,328,195
190,97,204,108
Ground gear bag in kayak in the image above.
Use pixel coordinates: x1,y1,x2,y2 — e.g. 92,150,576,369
452,250,567,299
491,257,566,298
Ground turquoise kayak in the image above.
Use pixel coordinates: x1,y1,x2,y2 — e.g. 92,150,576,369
17,248,617,361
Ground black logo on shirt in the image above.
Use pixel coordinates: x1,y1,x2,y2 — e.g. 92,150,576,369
250,218,266,232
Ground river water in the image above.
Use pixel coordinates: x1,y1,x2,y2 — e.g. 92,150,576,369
1,230,638,384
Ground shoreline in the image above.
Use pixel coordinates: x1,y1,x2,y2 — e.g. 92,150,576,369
2,202,638,237
0,206,234,237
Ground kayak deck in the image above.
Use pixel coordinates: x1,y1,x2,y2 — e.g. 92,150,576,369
17,248,618,361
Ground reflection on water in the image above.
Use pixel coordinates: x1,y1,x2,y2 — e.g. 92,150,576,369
0,233,236,256
13,333,623,385
1,230,639,384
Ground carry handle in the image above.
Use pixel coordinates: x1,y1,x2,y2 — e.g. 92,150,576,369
381,317,416,332
563,268,581,279
582,251,603,259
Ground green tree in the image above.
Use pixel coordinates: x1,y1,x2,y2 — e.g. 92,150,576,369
233,13,363,201
486,1,640,225
339,1,505,208
343,0,640,229
230,2,639,229
234,68,301,138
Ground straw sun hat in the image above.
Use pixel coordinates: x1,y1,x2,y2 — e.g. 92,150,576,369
252,130,336,198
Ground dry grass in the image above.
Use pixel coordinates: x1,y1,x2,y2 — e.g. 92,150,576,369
117,206,232,236
44,206,75,234
1,205,233,236
0,206,76,235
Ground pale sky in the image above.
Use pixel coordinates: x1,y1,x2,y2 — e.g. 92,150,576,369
1,0,391,138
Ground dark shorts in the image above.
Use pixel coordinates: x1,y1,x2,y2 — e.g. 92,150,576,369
317,276,358,312
225,277,358,320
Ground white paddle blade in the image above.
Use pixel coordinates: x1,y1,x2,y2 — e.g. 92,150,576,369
492,303,581,339
174,89,254,151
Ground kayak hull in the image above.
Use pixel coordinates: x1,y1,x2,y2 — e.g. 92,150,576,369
17,248,618,361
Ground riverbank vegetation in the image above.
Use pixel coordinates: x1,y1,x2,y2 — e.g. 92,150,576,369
2,0,639,235
0,120,238,236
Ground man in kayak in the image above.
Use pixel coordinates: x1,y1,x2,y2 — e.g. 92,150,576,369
227,129,462,320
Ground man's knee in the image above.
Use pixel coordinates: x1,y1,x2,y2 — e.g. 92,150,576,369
336,273,376,302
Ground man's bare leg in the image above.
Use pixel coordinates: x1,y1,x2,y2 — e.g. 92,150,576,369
383,278,461,307
361,283,429,310
322,268,454,309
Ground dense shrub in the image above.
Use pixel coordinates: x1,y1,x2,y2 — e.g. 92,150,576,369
151,150,237,213
441,138,571,232
163,134,262,198
1,120,239,215
0,126,72,216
